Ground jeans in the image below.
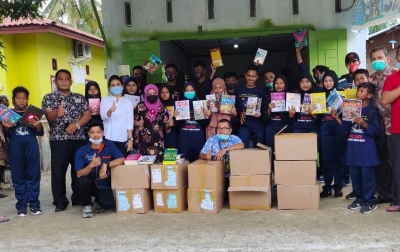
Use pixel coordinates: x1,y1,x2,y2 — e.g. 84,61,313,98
389,134,400,205
239,125,264,148
349,166,377,203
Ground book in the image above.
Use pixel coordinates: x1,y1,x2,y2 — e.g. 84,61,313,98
286,93,301,112
124,153,142,165
19,105,45,128
301,93,311,114
165,106,174,117
0,104,22,124
337,78,348,90
310,93,327,114
220,95,235,114
270,92,286,112
210,48,223,67
163,148,178,165
124,95,141,108
118,65,130,76
175,100,190,120
294,29,308,47
88,98,100,116
342,99,362,122
138,155,157,165
246,97,261,116
206,94,218,113
326,89,343,110
337,91,346,98
193,100,206,120
253,48,268,65
345,89,357,99
143,54,162,74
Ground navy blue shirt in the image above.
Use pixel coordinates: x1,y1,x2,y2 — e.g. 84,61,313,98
235,86,266,132
339,73,353,85
7,111,44,139
292,112,320,131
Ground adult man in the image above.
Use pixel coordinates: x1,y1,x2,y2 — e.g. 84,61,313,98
193,60,212,100
133,65,147,93
164,63,183,101
42,69,91,212
75,121,124,218
224,72,239,96
339,52,361,84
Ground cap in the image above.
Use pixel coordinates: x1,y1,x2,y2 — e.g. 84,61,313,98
345,52,360,63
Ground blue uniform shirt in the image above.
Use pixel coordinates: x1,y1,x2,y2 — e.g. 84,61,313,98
75,139,124,189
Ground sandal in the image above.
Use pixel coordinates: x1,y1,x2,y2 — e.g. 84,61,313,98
0,193,7,198
0,215,10,223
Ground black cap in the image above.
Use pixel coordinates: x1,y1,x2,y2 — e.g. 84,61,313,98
345,52,360,63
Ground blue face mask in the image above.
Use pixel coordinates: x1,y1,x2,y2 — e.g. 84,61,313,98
89,138,103,145
217,134,229,141
396,62,400,69
371,60,386,72
110,86,123,95
265,83,273,89
184,91,195,100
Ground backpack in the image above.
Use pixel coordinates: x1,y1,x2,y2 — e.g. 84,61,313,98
366,107,386,150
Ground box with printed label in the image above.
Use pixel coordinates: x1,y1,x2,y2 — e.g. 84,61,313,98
188,160,225,189
274,133,318,161
228,186,271,211
230,144,271,175
153,188,188,213
277,185,320,210
187,184,225,213
150,161,189,190
274,161,317,185
115,189,152,214
229,175,271,187
111,165,150,189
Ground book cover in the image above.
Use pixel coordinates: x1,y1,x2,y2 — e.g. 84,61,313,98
210,48,223,67
124,95,141,108
345,89,357,99
286,93,301,112
0,104,22,124
301,93,311,114
337,91,346,98
270,92,286,112
310,93,327,114
163,148,178,165
124,153,142,165
246,97,261,116
337,78,348,90
193,100,206,120
342,99,362,122
220,95,235,114
206,94,218,113
175,100,190,120
294,29,308,48
253,48,268,65
88,98,100,116
165,106,174,117
326,89,344,110
19,105,45,129
143,54,162,74
138,155,157,165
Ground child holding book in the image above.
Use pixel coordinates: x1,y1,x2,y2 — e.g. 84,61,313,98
84,81,102,139
333,82,381,213
2,87,44,216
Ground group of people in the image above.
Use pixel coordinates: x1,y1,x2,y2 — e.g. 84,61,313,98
1,42,400,219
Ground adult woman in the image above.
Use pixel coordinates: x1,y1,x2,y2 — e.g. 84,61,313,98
100,75,134,155
134,84,169,162
159,84,179,148
123,77,141,97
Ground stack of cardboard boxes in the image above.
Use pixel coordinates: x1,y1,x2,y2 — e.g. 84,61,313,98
274,133,320,210
187,160,225,213
228,145,272,210
150,161,190,213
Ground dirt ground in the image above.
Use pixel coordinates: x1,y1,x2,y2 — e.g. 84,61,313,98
0,170,400,252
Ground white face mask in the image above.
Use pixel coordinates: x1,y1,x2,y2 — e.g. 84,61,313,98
89,138,103,145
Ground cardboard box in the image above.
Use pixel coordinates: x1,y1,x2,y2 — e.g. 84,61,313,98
115,189,152,214
111,165,150,189
150,161,189,190
274,133,318,161
153,188,187,213
228,186,271,210
274,161,317,185
230,145,271,175
188,160,225,189
187,184,225,213
229,175,271,187
277,185,320,210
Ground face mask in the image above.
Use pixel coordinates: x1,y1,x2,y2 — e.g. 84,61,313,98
265,82,273,89
217,134,229,141
313,75,319,83
110,86,123,95
347,63,359,73
194,70,205,79
87,94,99,98
184,91,195,100
166,74,176,81
135,75,142,82
226,82,235,90
89,138,103,145
146,95,158,104
371,60,386,72
396,62,400,68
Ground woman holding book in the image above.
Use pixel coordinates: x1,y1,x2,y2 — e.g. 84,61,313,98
123,77,142,106
133,84,169,162
84,81,102,139
159,84,179,148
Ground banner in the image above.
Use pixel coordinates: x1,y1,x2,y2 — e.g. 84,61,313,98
352,0,400,30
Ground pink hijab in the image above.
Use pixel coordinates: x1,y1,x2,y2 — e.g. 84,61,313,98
144,84,162,122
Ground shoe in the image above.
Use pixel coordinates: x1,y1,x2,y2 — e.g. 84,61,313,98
346,191,356,200
348,200,363,210
30,207,42,215
318,175,325,183
55,205,66,212
95,205,104,213
17,209,27,217
334,189,343,197
360,202,378,214
376,197,392,204
83,205,93,218
320,189,332,198
386,205,400,212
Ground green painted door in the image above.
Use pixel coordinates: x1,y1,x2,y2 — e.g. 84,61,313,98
308,29,347,76
122,40,161,84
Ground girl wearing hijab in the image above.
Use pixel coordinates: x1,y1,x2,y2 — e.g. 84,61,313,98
205,78,237,139
84,81,102,139
123,77,142,108
174,82,209,162
134,84,169,162
159,84,179,148
320,70,347,198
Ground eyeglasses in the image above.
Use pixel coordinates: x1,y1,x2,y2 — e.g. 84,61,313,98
217,127,231,131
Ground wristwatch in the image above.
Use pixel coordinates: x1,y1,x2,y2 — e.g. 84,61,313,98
128,137,134,141
224,148,229,152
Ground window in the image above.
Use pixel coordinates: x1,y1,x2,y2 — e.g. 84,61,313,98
250,0,256,17
124,2,132,26
208,0,214,20
292,0,299,15
167,0,173,22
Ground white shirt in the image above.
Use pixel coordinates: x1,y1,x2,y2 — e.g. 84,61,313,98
100,96,134,142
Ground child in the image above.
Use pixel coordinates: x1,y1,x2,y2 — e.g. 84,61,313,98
84,81,102,139
334,82,381,213
2,87,44,216
224,72,238,96
159,84,179,148
353,69,370,87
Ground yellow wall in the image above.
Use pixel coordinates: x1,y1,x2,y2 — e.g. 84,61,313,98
0,34,19,101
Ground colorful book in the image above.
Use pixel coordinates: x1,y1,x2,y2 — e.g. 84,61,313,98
88,98,100,116
210,48,223,67
0,104,21,124
193,100,206,120
342,99,362,122
124,95,141,108
345,89,357,99
246,97,261,116
326,89,343,110
337,78,348,90
175,100,190,120
143,54,162,74
270,92,286,112
165,106,174,117
163,148,178,165
294,29,308,48
286,93,301,112
20,105,45,129
138,155,157,165
124,153,142,165
310,93,327,114
220,95,235,114
253,48,268,65
301,93,311,114
206,94,218,113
